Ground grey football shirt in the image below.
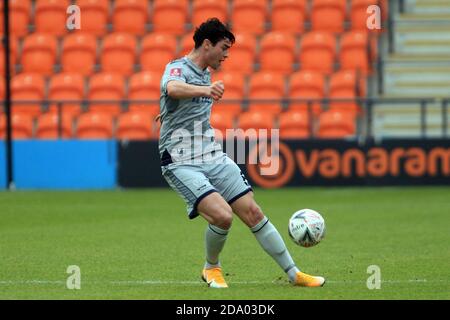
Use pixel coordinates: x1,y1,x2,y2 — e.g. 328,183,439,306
159,57,223,163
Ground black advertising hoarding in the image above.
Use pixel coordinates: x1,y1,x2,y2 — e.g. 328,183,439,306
118,139,450,188
241,139,450,187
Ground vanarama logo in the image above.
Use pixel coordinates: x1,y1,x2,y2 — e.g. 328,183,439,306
246,145,450,188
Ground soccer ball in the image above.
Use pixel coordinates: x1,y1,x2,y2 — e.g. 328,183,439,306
288,209,326,247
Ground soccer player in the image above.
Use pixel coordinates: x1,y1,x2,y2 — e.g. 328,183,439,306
159,18,325,288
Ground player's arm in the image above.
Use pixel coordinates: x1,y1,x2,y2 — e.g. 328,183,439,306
167,80,225,101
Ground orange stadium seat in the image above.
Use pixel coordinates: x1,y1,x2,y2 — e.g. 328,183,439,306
300,31,336,75
288,70,325,115
35,113,73,139
311,0,346,33
76,0,109,36
0,37,18,76
21,33,57,76
231,0,267,35
88,72,125,116
128,71,160,117
76,111,113,139
279,110,310,139
0,113,34,139
152,0,188,35
101,33,137,76
61,33,97,75
329,70,365,115
259,31,297,73
192,0,228,27
210,109,236,139
0,77,4,101
140,33,177,73
351,0,387,32
0,0,31,37
248,72,285,115
35,0,70,36
116,111,152,140
238,111,274,139
47,73,85,118
211,71,245,117
11,73,45,118
340,31,372,75
318,110,356,138
220,33,256,74
179,32,195,57
271,0,306,33
113,0,148,35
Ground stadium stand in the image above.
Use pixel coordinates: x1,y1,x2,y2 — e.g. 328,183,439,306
259,31,297,74
128,71,160,117
140,32,178,74
116,111,153,140
248,71,285,115
0,0,388,140
0,113,34,139
192,0,228,28
231,0,267,35
11,73,46,118
35,0,71,36
100,32,137,76
279,110,310,139
152,0,189,35
21,33,58,76
76,0,109,36
75,111,114,139
311,0,347,33
88,72,125,117
47,73,85,118
61,33,97,75
271,0,306,33
211,71,245,117
317,110,356,138
0,0,31,37
35,113,73,139
112,0,149,35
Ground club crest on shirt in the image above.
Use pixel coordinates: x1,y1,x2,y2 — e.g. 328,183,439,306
170,68,182,77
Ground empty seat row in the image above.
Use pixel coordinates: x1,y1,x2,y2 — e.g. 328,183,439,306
212,109,357,139
0,72,160,118
0,0,387,36
0,109,356,140
0,111,160,140
0,70,365,118
2,30,376,76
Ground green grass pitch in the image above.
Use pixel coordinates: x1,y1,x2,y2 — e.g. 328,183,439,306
0,187,449,300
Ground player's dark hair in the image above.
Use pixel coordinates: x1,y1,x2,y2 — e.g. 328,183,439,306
193,18,235,49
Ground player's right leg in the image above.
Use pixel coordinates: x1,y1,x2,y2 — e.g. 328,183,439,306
161,164,231,288
197,192,233,288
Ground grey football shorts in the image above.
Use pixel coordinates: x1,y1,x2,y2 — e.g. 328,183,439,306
161,153,253,219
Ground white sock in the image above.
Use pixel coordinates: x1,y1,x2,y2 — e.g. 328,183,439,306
251,216,300,282
204,224,229,269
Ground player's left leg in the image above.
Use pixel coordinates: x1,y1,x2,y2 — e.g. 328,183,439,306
230,192,325,287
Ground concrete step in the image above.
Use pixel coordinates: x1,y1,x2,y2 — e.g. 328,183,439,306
383,65,450,96
409,0,450,14
394,21,450,54
372,101,449,137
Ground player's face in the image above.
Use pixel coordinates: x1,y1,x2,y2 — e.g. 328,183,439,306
207,38,232,70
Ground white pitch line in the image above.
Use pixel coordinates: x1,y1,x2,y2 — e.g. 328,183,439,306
0,279,446,286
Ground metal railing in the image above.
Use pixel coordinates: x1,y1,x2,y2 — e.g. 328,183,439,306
2,97,449,140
